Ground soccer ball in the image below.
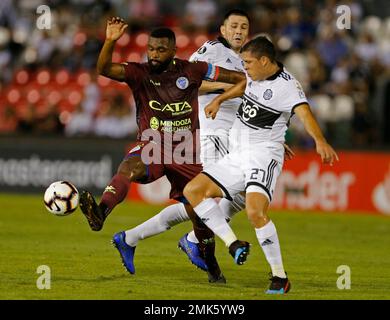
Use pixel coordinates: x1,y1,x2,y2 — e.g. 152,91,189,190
44,181,79,216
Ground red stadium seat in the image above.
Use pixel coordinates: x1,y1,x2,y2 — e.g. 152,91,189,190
55,69,71,85
6,88,22,104
26,89,41,104
58,99,75,113
35,99,50,117
135,32,149,48
47,90,62,105
112,50,122,63
14,100,30,117
75,70,91,87
126,52,142,63
116,32,131,48
123,45,146,62
36,69,51,85
67,89,83,106
14,69,30,85
176,34,190,49
194,34,209,48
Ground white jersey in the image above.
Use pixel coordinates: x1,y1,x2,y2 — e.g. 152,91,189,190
205,64,308,202
230,63,308,149
190,37,245,136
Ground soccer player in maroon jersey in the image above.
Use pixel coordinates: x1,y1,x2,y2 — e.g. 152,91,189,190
79,17,245,282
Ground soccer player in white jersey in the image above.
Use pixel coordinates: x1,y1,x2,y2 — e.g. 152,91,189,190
177,9,250,266
183,36,339,294
189,10,248,167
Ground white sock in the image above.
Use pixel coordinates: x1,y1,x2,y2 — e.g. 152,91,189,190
194,198,237,247
187,194,245,244
219,193,245,221
255,220,286,278
186,230,199,243
124,203,189,247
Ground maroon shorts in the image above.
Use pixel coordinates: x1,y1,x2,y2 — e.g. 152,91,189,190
124,141,203,202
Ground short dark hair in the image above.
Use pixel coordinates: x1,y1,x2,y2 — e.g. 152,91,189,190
223,9,250,24
241,36,276,62
150,27,176,46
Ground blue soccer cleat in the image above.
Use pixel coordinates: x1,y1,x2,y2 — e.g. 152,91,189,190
178,233,208,271
112,231,136,274
228,240,250,265
266,274,291,294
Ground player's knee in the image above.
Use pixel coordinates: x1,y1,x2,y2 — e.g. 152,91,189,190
246,207,268,227
117,158,145,181
183,180,204,203
183,181,196,201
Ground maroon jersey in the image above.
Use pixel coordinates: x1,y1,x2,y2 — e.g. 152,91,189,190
122,59,219,201
123,59,218,145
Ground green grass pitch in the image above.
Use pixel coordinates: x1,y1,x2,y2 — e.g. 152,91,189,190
1,193,390,300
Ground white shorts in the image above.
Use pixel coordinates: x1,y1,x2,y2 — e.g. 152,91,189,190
203,142,284,202
200,134,230,170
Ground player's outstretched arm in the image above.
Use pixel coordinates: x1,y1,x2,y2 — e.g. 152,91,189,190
205,79,246,119
215,67,246,84
198,81,234,95
294,103,339,166
97,17,128,81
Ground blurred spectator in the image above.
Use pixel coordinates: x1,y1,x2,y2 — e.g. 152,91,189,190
316,26,349,71
94,94,137,139
82,72,100,116
184,0,217,32
0,105,18,133
351,101,375,147
17,104,37,134
283,51,309,90
0,0,18,28
280,7,316,49
35,104,64,135
0,28,12,84
30,30,56,64
306,49,327,94
355,32,380,63
65,103,94,137
128,0,160,31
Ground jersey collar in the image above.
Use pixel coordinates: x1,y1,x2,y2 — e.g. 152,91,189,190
265,61,284,80
217,36,231,49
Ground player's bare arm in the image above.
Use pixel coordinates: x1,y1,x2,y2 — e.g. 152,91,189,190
97,17,128,81
283,143,295,160
198,81,234,95
294,103,339,165
215,67,245,84
205,79,246,119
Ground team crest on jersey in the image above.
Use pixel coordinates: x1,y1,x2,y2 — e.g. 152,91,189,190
176,77,189,90
263,89,273,100
197,46,207,54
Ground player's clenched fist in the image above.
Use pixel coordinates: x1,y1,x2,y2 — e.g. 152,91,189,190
106,17,128,41
205,99,221,120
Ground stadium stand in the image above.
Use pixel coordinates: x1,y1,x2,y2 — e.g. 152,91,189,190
0,0,389,147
